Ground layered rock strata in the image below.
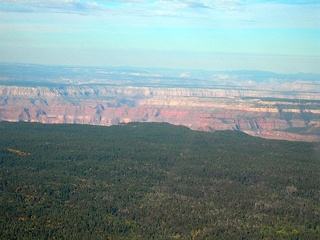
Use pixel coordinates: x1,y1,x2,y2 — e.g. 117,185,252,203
1,85,319,142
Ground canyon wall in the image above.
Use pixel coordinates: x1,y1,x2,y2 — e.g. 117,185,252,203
1,84,319,142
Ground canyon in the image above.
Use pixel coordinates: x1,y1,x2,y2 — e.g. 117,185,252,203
1,63,320,142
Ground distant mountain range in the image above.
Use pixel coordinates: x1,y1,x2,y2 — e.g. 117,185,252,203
0,63,319,141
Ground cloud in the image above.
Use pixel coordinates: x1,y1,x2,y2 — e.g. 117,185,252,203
0,0,319,29
0,0,77,2
0,0,151,15
1,0,317,18
157,0,244,10
261,0,320,5
0,0,245,14
0,1,102,14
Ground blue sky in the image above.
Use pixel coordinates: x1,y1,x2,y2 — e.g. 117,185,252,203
0,0,319,73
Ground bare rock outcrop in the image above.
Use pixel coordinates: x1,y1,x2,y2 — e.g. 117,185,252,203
1,84,319,142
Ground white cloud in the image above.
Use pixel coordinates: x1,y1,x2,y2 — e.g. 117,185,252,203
157,0,244,10
0,0,77,2
0,0,319,28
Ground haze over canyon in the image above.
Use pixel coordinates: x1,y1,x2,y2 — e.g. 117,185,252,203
1,63,320,142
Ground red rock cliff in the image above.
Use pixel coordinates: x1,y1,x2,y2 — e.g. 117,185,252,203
1,84,319,142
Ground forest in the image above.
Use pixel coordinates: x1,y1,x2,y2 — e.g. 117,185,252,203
0,121,320,239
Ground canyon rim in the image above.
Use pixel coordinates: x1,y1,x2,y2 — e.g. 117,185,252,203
1,64,320,142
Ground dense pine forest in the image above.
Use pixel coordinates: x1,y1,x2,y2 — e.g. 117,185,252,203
0,122,319,239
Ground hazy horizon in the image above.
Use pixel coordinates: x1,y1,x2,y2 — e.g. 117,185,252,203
1,0,320,74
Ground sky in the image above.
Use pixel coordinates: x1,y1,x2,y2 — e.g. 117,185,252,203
0,0,319,73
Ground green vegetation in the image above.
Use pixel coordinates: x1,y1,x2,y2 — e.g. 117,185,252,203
1,122,319,239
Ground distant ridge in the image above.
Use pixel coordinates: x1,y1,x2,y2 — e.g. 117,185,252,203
0,63,319,142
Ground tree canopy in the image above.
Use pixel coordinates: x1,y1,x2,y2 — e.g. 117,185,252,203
1,122,319,239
